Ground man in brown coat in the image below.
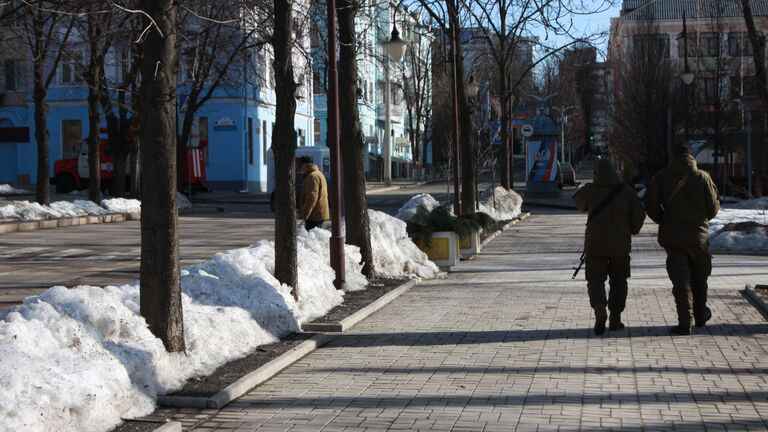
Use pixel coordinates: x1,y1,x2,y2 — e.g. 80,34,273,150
644,143,720,335
574,159,646,335
298,156,330,231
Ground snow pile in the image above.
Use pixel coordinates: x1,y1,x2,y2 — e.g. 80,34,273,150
727,196,768,210
479,187,523,221
0,226,361,432
0,184,30,195
710,208,768,252
0,200,109,221
100,198,141,214
395,193,441,220
177,192,192,209
369,210,441,279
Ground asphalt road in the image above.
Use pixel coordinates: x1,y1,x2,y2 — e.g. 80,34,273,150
0,183,449,312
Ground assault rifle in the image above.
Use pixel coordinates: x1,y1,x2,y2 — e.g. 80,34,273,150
572,252,586,279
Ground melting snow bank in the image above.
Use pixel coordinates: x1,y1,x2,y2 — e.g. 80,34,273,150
710,209,768,252
0,200,109,220
0,211,438,432
479,187,523,221
0,184,30,195
100,198,142,214
395,188,523,223
395,193,441,220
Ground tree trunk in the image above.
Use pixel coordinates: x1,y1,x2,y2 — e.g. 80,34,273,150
87,65,102,203
272,0,299,294
138,0,184,353
33,79,50,205
499,83,511,189
447,0,476,214
740,0,768,108
338,0,374,278
130,138,141,197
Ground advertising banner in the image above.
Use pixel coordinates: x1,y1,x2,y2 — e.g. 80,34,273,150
526,140,559,182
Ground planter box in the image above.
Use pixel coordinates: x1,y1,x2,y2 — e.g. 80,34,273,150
460,229,481,258
416,231,459,269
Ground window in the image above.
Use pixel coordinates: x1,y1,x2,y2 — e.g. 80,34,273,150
4,59,22,91
698,77,719,101
62,120,83,158
199,117,209,164
61,50,84,84
729,32,754,57
248,118,254,165
262,120,268,165
634,34,669,58
705,34,720,57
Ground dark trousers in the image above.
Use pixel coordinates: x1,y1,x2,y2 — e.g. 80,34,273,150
305,219,325,231
586,256,630,313
665,245,712,326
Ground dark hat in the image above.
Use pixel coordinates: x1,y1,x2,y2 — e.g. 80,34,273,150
673,142,692,156
298,155,314,165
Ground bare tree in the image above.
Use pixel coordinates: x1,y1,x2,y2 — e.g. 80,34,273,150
175,1,267,192
400,23,433,180
739,0,768,107
12,2,74,204
611,15,680,180
138,0,185,352
271,0,299,294
336,0,375,278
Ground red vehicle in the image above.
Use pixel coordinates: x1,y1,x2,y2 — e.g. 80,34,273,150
52,129,210,193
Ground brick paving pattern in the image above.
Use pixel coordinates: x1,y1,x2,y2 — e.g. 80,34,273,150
158,209,768,431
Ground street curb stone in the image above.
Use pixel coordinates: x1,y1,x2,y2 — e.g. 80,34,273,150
302,279,419,332
715,250,768,257
153,421,182,432
157,333,332,410
744,285,768,317
0,212,139,233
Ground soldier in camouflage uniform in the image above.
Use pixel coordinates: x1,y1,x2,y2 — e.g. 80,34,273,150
574,159,646,335
644,143,720,336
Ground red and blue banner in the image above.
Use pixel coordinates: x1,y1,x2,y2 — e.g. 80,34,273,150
526,140,559,182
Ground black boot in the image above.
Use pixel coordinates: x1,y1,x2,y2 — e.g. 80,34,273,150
695,307,712,328
669,325,691,336
609,313,625,331
594,307,607,335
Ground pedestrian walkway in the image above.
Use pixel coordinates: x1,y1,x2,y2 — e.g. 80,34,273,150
159,209,768,431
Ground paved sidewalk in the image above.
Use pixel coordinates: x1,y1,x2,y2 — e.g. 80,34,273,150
158,209,768,431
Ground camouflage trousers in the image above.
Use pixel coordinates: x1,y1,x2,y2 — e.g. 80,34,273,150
665,245,712,327
585,256,631,313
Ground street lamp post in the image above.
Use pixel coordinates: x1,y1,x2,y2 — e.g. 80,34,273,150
327,0,345,290
736,96,757,198
383,22,407,187
681,11,695,142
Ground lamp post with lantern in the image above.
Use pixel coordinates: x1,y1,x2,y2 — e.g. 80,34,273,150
383,21,407,186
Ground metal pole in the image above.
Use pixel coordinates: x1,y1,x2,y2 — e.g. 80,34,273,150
384,62,392,186
327,0,345,290
560,110,565,163
747,108,753,198
450,20,461,215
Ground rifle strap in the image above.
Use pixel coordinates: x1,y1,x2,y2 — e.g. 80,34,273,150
587,183,626,225
665,173,691,210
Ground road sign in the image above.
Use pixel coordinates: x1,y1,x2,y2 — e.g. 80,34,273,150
521,123,534,138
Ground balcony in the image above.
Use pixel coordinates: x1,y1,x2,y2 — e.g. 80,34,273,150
377,103,404,123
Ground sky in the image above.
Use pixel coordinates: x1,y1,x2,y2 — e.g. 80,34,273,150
530,2,624,60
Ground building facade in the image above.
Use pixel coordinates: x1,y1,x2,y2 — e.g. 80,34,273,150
0,2,315,192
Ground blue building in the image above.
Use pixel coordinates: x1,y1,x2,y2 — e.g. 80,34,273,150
310,2,434,180
0,3,314,192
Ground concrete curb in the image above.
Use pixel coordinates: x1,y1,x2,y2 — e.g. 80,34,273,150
714,250,768,257
157,333,332,410
480,212,531,249
744,285,768,317
302,279,419,332
0,212,139,234
116,419,181,432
